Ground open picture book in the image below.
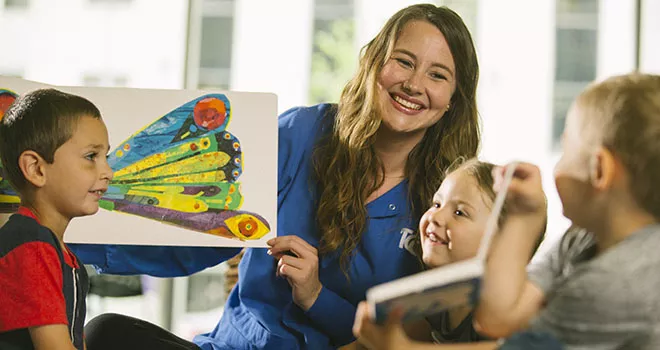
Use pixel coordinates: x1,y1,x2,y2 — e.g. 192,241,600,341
366,163,517,324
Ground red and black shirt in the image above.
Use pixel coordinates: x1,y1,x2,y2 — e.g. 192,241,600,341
0,207,88,349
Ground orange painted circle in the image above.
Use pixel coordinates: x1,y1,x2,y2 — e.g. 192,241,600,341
238,217,258,237
193,97,227,130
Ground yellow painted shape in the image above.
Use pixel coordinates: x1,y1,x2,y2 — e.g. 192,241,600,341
114,137,216,179
223,213,270,240
155,170,227,184
126,189,209,213
114,151,230,181
0,194,20,203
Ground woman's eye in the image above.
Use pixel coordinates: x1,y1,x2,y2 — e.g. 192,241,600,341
432,203,440,209
396,58,413,68
430,72,447,80
454,210,465,217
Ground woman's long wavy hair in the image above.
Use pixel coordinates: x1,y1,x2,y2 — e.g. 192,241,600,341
312,4,481,274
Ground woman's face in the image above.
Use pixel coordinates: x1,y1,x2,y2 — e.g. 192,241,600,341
377,20,456,139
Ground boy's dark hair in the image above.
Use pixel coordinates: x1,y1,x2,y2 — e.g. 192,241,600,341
0,88,101,192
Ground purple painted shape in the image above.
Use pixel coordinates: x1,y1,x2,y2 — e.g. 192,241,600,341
111,200,269,234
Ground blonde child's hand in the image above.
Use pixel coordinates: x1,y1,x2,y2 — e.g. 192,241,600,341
353,301,413,350
493,162,547,218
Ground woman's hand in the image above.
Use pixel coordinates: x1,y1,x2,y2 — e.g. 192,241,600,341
353,302,413,350
267,235,323,311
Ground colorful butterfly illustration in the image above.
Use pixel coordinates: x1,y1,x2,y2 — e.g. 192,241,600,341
0,89,20,213
0,89,270,241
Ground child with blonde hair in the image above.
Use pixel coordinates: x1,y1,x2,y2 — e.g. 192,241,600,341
478,73,660,349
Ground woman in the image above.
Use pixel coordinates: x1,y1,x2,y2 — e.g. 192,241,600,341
76,4,481,350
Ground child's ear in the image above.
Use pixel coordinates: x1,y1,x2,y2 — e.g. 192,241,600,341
18,150,47,188
589,146,616,191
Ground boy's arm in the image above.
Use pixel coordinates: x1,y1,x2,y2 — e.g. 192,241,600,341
29,324,77,350
474,163,547,338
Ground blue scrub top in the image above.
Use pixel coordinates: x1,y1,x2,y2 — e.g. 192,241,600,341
71,104,422,349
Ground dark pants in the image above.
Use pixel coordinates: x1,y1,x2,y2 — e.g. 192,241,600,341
499,330,565,350
85,313,201,350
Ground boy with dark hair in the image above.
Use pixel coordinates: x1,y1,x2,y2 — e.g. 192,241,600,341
0,88,113,349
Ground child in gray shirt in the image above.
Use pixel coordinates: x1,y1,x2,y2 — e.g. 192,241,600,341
477,73,660,349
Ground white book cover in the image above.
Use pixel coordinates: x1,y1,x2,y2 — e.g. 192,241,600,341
0,76,277,248
366,163,517,323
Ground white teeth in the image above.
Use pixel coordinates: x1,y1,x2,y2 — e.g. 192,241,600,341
393,95,422,110
427,232,448,245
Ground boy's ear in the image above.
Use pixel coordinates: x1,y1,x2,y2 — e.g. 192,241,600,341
18,150,47,188
589,146,617,191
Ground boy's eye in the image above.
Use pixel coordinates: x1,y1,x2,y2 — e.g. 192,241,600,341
85,153,97,161
454,209,466,217
431,203,440,209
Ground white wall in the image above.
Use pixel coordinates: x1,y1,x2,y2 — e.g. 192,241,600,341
641,0,660,74
0,0,188,89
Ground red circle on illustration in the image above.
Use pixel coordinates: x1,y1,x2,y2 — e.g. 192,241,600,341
0,93,17,121
193,97,227,130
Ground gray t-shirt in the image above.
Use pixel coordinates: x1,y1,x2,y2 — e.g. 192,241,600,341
527,224,660,350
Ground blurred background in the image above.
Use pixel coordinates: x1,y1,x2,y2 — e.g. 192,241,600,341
1,0,658,341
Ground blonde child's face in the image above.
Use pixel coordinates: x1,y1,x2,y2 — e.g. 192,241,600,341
554,102,599,227
42,116,113,219
419,168,493,268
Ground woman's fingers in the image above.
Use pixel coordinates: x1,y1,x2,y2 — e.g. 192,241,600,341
268,236,317,259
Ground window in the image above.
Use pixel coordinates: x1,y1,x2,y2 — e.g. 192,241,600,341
186,0,235,90
552,0,599,147
309,0,355,104
439,0,479,38
82,74,129,87
198,16,233,89
4,0,28,9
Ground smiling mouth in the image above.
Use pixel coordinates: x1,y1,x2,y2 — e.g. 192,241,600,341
89,190,106,196
426,231,449,245
392,94,423,110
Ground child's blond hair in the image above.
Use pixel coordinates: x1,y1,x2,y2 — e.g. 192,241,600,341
577,73,660,220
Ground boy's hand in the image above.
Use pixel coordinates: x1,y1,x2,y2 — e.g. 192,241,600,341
494,162,547,219
353,302,412,350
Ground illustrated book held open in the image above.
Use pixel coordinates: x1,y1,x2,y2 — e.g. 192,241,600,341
366,163,517,324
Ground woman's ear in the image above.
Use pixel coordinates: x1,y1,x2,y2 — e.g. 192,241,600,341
18,150,47,188
589,146,616,191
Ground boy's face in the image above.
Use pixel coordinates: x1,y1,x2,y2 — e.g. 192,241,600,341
554,102,599,227
419,169,492,268
42,116,113,219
